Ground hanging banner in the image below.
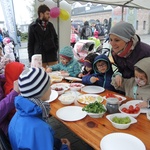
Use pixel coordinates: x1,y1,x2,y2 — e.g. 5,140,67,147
0,0,18,56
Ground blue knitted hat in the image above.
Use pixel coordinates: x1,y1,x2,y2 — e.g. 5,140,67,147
59,46,74,59
18,67,50,98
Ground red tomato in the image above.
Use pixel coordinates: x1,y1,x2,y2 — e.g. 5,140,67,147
106,93,116,99
129,105,134,110
122,107,127,112
125,109,130,114
118,97,122,101
135,106,140,112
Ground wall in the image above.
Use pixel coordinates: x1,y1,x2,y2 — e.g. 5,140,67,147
72,8,150,34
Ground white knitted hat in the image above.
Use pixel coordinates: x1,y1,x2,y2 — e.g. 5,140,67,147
18,67,50,98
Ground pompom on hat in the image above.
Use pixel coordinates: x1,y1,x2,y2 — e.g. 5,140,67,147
18,67,50,98
59,46,74,60
109,21,135,42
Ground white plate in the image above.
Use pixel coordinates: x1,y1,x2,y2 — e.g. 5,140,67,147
100,132,146,150
56,106,87,121
77,94,103,104
126,100,148,113
103,94,126,103
51,83,70,91
65,77,82,82
81,85,105,94
45,90,58,103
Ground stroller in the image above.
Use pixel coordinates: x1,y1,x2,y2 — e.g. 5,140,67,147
73,40,96,64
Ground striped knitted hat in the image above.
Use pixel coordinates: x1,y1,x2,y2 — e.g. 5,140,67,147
18,67,50,98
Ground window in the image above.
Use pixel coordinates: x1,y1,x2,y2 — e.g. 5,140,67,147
143,21,146,30
136,20,138,30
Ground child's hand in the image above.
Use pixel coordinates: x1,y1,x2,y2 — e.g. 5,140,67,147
90,77,99,83
13,80,20,93
46,67,52,73
115,75,122,87
60,70,68,74
136,101,148,108
61,138,71,150
78,73,83,78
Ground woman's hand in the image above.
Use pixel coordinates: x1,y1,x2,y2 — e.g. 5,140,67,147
115,75,122,87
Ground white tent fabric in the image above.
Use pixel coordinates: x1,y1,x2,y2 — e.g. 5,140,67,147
63,0,150,10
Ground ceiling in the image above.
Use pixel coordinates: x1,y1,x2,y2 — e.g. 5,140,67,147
64,0,150,10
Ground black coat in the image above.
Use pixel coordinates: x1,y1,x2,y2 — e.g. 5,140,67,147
28,19,58,63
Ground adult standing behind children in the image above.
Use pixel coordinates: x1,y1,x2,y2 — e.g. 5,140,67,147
80,21,92,40
28,4,58,68
109,21,150,83
8,68,71,150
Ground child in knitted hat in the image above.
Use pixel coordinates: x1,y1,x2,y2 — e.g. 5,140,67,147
46,46,81,77
8,67,71,150
78,52,98,78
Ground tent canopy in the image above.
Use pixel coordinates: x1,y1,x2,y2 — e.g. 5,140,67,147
64,0,150,10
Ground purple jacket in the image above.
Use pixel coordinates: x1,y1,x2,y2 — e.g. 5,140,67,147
112,37,150,78
0,90,18,135
0,74,5,100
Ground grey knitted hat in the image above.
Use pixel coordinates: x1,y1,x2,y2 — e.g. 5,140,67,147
18,67,50,98
109,21,135,42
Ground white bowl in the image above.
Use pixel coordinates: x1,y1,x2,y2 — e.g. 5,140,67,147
70,83,84,91
106,113,137,129
52,87,65,95
146,111,150,120
48,74,63,83
87,111,106,118
119,104,140,118
85,105,107,118
58,93,77,105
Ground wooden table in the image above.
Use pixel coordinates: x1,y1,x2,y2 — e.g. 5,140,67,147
49,82,150,150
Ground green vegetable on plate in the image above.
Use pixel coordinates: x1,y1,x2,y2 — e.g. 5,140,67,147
82,101,106,113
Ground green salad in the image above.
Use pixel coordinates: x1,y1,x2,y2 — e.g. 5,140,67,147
82,101,106,113
112,116,131,124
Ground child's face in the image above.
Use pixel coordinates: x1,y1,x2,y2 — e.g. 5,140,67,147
85,66,92,72
96,61,108,73
41,86,51,101
134,70,148,87
60,56,70,65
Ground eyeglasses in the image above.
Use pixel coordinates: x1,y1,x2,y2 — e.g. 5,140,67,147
96,63,107,68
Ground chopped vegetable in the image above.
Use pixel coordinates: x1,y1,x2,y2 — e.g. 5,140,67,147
82,101,106,113
112,116,131,124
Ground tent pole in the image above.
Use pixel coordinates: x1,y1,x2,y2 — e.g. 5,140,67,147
57,0,60,62
121,6,124,21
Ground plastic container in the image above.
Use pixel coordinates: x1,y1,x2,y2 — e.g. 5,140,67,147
106,98,119,114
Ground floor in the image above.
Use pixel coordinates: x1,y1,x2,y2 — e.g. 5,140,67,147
48,116,94,150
